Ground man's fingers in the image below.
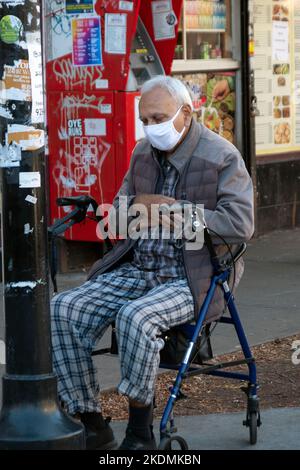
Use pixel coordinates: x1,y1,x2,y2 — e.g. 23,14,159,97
161,196,176,203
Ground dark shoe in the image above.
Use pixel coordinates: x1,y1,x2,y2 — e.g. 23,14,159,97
118,427,157,450
79,412,118,450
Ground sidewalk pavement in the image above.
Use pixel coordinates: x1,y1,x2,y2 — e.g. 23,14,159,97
112,407,300,450
1,228,300,449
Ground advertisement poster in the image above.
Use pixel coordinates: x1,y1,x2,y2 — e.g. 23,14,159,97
66,0,94,15
253,0,300,155
72,17,102,67
175,72,236,144
1,59,31,102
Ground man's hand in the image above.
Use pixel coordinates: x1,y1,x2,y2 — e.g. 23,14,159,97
130,194,176,233
212,79,230,102
133,194,175,210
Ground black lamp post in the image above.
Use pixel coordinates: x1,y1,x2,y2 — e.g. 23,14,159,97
0,0,85,449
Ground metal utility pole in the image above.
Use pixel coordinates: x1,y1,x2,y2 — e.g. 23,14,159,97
0,0,84,449
240,0,258,233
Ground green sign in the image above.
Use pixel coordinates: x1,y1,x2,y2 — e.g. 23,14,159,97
0,15,23,44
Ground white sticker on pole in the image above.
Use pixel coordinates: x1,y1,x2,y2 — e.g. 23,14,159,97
100,104,112,114
119,1,134,11
95,79,109,89
84,119,106,136
24,223,34,235
19,172,41,188
25,194,37,204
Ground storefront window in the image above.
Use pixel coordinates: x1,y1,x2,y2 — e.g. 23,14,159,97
173,1,237,145
174,0,233,61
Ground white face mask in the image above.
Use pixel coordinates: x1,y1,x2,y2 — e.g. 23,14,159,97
143,106,185,151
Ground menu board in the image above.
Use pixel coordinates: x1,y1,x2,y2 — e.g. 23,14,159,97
253,0,300,155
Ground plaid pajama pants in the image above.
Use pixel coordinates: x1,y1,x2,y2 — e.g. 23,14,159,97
51,262,194,414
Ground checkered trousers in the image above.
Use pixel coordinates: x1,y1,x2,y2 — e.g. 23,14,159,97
51,262,194,414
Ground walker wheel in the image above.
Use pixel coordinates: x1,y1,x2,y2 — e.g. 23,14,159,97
243,395,261,445
249,412,257,445
243,410,259,445
158,435,189,450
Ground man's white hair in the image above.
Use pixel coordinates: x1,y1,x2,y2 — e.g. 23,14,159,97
141,75,193,110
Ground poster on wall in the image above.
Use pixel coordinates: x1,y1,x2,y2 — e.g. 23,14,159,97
253,0,300,155
175,72,236,144
72,17,102,66
1,60,31,102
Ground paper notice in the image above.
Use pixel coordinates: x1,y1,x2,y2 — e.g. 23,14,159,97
7,124,44,151
26,31,44,123
95,79,109,89
272,21,289,62
119,1,134,11
100,104,112,114
25,194,38,204
105,13,127,55
84,118,106,136
19,171,41,189
0,142,21,168
151,0,177,41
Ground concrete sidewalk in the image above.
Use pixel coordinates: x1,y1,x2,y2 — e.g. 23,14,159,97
112,407,300,450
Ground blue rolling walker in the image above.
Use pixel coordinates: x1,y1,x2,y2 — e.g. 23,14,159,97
158,229,262,450
49,196,262,450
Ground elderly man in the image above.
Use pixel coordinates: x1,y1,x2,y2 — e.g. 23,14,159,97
51,76,254,450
